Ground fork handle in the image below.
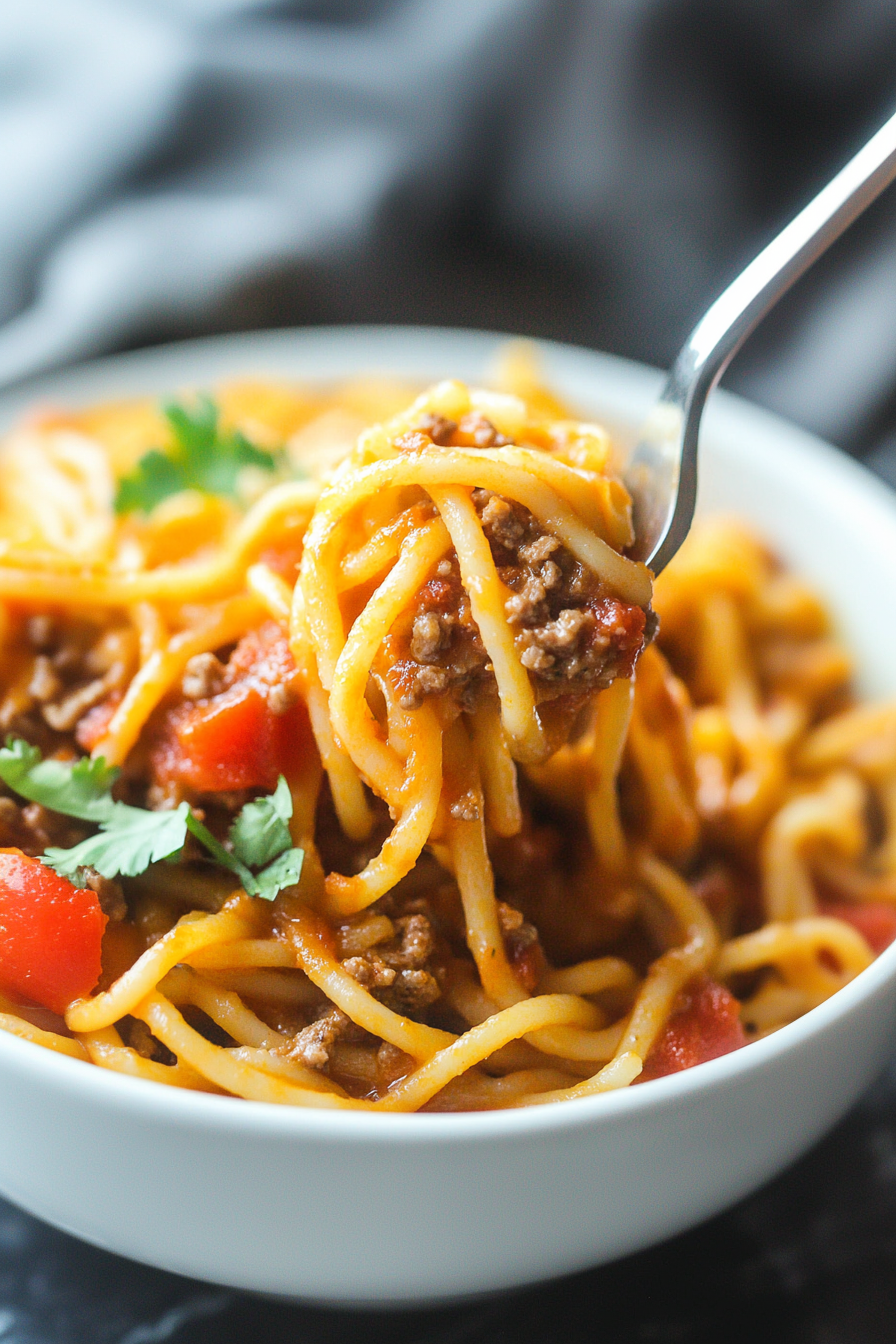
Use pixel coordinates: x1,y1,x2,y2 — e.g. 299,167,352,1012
683,108,896,390
653,105,896,573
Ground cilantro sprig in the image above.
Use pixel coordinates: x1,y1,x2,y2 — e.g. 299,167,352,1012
0,740,118,822
115,395,280,515
0,739,303,901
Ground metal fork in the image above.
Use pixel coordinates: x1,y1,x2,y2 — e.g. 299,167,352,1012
626,106,896,572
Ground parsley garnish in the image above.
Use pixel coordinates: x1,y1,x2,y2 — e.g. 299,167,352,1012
0,740,303,901
227,777,293,867
46,802,194,881
0,739,118,822
250,848,305,904
114,395,280,515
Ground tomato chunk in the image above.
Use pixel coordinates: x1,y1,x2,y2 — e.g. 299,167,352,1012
640,975,746,1082
819,900,896,955
150,622,313,793
155,688,310,793
75,691,123,753
0,849,106,1014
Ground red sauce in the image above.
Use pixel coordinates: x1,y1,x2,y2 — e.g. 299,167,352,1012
819,900,896,955
75,691,123,752
586,596,646,679
639,975,746,1082
506,937,545,994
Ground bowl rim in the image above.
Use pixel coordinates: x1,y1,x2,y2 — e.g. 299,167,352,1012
1,321,895,1144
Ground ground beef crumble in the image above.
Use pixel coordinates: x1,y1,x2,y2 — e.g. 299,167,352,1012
1,615,133,746
413,410,511,449
339,907,444,1016
180,652,226,701
0,795,87,858
387,457,651,713
82,867,127,921
388,557,495,712
286,1006,353,1071
275,902,448,1076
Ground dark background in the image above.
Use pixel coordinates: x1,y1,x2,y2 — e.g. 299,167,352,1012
7,0,896,470
4,1,896,1338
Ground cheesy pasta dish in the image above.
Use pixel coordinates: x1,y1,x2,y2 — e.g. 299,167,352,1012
0,349,890,1111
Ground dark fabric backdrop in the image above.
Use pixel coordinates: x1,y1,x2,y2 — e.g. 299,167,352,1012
3,0,896,462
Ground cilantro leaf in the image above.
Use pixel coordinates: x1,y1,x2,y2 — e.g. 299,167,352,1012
0,739,119,822
183,811,259,897
114,449,186,515
44,802,191,882
2,738,303,900
229,776,293,868
114,395,279,515
254,848,304,902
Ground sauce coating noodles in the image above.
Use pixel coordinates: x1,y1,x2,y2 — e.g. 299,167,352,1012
0,354,891,1111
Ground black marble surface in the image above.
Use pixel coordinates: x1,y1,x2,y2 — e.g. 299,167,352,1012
2,1052,896,1344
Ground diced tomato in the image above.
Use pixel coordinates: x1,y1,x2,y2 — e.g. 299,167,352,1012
150,622,313,794
819,900,896,955
154,688,310,793
0,849,106,1014
75,691,123,753
639,975,746,1082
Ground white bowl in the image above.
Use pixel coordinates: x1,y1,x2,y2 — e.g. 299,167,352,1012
0,326,895,1306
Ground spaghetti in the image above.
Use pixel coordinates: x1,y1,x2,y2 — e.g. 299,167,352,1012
0,354,891,1111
